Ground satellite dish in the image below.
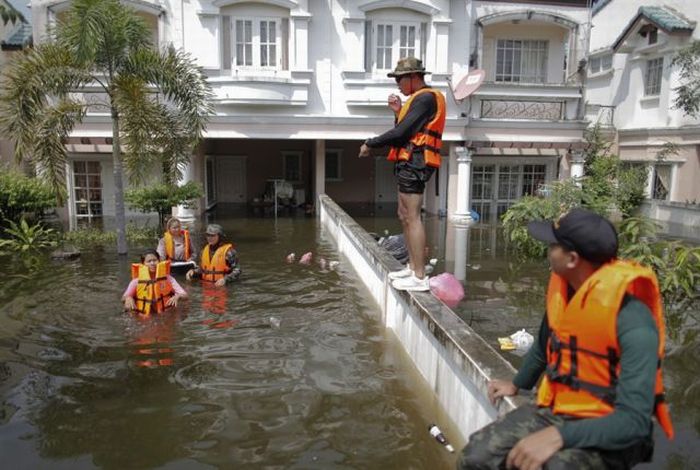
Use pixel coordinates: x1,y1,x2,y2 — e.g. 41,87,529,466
449,69,486,101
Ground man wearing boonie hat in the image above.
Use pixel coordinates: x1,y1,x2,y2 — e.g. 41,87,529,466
186,224,241,286
458,208,673,469
358,57,446,292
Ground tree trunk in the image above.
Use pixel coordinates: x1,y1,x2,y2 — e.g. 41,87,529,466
111,108,128,255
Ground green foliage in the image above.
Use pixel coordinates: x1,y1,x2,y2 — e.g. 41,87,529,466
125,182,203,227
0,218,58,253
62,223,160,247
0,167,58,224
502,179,585,259
0,0,213,252
618,218,700,345
502,127,700,344
672,40,700,119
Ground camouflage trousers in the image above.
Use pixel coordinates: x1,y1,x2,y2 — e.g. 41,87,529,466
457,404,651,470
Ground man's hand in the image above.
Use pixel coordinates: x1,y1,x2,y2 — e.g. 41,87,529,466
488,379,518,404
186,269,194,281
215,278,227,287
506,426,563,470
388,94,401,113
358,143,371,158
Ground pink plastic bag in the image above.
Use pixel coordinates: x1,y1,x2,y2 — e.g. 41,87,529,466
429,273,465,308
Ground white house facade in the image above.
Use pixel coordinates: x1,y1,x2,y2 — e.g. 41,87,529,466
29,0,591,225
587,0,700,204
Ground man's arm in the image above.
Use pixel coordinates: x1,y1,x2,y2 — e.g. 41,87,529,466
223,247,242,284
365,92,436,148
556,297,658,450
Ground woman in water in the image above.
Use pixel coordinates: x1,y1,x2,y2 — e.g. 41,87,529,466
123,249,188,315
156,217,194,263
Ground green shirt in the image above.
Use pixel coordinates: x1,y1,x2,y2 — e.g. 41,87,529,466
513,295,659,450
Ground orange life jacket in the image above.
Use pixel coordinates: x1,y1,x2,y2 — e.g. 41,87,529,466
537,259,674,439
130,261,174,316
387,87,446,168
200,243,233,282
163,229,191,261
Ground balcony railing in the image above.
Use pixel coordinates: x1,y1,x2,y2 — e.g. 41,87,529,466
480,100,565,120
471,82,583,122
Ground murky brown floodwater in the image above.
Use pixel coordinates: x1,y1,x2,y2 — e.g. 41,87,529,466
353,207,700,470
0,212,461,469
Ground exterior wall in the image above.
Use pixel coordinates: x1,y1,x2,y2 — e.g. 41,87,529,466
587,0,700,204
319,195,522,443
27,0,590,223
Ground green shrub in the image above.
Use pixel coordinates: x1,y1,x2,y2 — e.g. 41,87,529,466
0,218,58,253
618,217,700,344
63,223,160,248
0,167,57,224
125,182,203,227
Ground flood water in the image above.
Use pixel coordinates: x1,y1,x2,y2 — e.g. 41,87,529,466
354,207,700,469
0,212,460,469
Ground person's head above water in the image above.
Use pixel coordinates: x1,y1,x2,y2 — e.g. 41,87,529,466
205,224,224,246
140,249,161,273
166,217,182,236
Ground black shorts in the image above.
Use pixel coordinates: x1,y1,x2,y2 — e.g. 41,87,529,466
394,157,436,195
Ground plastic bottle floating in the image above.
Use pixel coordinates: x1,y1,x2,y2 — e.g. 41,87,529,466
428,424,454,452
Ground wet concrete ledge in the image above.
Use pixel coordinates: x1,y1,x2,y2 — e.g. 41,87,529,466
319,195,525,442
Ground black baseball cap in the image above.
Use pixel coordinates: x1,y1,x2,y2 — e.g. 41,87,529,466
527,208,618,264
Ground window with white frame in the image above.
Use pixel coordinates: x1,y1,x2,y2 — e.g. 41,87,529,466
325,149,342,181
232,17,281,70
73,161,103,217
374,22,421,72
645,57,663,96
496,39,548,83
589,54,613,74
283,151,302,183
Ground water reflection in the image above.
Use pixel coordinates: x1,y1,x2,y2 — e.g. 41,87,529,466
0,214,461,468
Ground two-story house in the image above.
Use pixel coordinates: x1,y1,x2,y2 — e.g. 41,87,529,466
587,0,700,205
29,0,590,226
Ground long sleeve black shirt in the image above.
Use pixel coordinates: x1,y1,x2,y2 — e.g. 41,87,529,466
365,89,437,149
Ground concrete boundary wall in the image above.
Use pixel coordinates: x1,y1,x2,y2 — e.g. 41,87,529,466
639,201,700,241
319,195,524,442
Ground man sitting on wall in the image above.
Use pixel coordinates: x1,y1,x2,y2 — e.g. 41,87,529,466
458,209,673,470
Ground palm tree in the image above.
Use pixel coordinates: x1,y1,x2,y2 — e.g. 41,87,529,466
0,0,213,254
0,3,24,25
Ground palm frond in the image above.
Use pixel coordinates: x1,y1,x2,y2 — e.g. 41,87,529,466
32,100,86,204
112,74,164,182
125,47,214,140
0,43,90,164
0,5,24,25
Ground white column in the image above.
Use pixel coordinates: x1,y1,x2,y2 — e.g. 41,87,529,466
174,156,196,222
451,146,474,223
452,223,470,282
314,139,325,211
569,150,585,186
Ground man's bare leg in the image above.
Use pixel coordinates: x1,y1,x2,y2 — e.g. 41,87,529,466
398,192,426,279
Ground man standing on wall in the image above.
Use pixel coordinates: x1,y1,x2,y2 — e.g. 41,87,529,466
358,57,446,292
458,208,674,469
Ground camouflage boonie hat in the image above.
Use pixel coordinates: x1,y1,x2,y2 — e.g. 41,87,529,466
387,57,431,78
